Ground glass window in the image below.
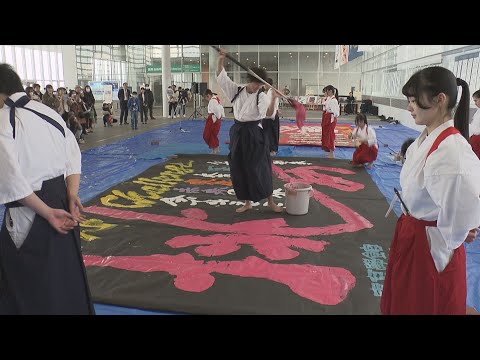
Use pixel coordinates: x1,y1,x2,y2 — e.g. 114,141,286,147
220,45,240,72
152,46,162,59
25,48,34,79
182,45,200,58
279,48,298,72
200,45,210,72
239,45,258,69
170,45,181,58
259,48,278,72
278,72,298,97
42,50,51,82
171,56,182,75
319,51,335,72
57,52,64,80
15,47,26,80
267,72,279,88
34,50,42,81
121,62,127,82
471,57,479,96
299,51,319,72
51,51,58,81
5,45,14,66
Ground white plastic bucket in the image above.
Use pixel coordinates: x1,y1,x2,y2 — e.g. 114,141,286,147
284,182,313,215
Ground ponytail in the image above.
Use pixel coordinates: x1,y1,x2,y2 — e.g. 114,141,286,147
455,78,470,140
325,85,338,100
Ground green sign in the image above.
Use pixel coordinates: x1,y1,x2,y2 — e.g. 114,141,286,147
146,63,200,73
146,65,162,73
183,63,201,72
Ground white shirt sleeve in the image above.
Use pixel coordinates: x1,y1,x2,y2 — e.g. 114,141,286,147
257,92,269,119
264,89,280,119
425,173,480,250
352,127,358,139
0,110,34,204
65,125,81,176
326,98,340,120
367,127,377,147
208,98,223,121
216,68,239,101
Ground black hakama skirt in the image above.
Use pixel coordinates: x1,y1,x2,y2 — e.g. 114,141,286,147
228,120,273,202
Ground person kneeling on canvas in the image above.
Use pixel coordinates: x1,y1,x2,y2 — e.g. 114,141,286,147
350,113,378,168
203,89,224,154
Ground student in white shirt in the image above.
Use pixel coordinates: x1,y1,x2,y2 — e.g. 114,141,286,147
321,85,339,158
261,78,280,156
350,113,378,168
469,89,480,159
381,66,480,315
216,48,282,214
321,87,327,112
203,89,224,154
0,64,94,315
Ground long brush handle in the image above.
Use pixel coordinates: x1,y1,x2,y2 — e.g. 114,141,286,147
211,46,288,100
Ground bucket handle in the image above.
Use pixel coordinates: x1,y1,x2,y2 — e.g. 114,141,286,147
284,183,314,197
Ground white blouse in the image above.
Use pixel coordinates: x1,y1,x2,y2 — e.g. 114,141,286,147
400,120,480,272
0,92,81,205
216,68,268,122
325,96,339,122
208,96,225,123
264,88,280,119
0,92,81,247
352,125,378,147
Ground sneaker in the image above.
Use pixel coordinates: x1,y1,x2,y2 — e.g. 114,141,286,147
151,117,156,120
168,116,171,119
78,139,85,144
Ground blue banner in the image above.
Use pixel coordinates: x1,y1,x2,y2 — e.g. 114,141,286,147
348,45,364,62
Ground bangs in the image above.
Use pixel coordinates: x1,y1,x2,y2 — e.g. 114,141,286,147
402,78,418,98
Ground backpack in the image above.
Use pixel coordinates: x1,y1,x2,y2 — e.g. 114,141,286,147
230,86,262,106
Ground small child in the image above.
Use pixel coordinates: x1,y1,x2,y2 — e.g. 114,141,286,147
102,102,113,127
127,91,142,130
77,112,88,136
68,112,85,144
351,113,378,168
393,137,416,164
203,89,224,154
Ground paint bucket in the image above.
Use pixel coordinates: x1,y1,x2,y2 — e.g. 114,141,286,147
284,182,313,215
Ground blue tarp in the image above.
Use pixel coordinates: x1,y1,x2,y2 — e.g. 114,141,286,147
2,118,479,314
